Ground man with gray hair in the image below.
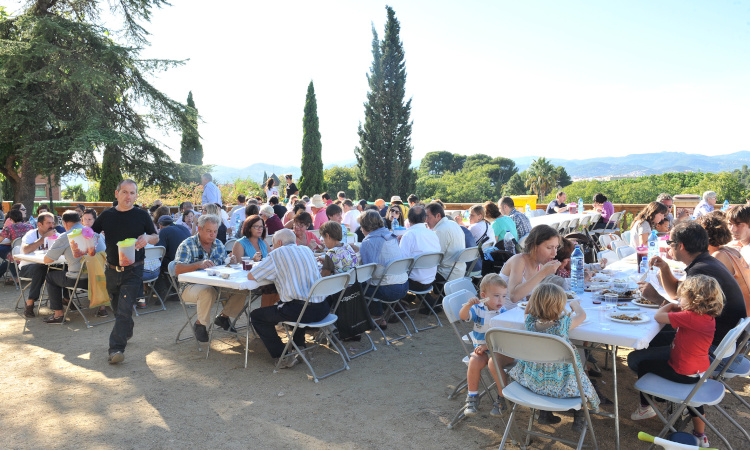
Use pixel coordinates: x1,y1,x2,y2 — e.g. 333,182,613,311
693,191,717,219
247,228,327,368
174,214,245,343
656,193,674,228
200,173,222,206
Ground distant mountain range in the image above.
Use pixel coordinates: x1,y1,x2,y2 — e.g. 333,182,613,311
209,151,750,183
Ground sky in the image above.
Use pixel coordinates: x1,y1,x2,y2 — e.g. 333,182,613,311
9,0,750,166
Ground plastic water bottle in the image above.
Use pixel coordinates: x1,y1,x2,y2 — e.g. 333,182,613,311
524,203,531,214
234,213,241,237
392,217,399,230
503,231,516,254
639,257,648,274
722,200,730,211
648,230,659,263
571,245,584,293
578,198,584,214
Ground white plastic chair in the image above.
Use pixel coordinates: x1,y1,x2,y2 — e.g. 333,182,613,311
599,234,615,250
597,250,619,264
578,215,591,231
486,327,598,450
713,319,750,415
610,240,629,252
621,230,631,246
565,218,580,236
224,238,236,254
635,318,750,449
616,245,636,260
405,252,444,332
444,277,478,298
276,272,351,382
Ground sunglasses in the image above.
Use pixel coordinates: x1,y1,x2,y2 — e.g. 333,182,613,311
666,239,677,247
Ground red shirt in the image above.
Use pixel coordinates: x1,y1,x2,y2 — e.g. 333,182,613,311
668,310,715,375
313,208,328,230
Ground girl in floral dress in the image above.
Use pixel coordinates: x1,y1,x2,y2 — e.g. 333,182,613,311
319,221,357,276
509,283,600,431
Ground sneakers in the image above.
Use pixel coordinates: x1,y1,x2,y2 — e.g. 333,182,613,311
194,323,209,342
490,400,508,416
631,404,657,420
694,432,709,448
108,351,124,364
277,355,299,369
43,314,65,324
24,304,35,318
96,308,109,317
464,394,479,417
136,298,147,309
537,410,562,425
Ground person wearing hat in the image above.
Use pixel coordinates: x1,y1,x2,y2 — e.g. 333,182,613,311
390,195,408,225
260,204,284,235
310,194,328,230
375,198,387,218
693,191,718,219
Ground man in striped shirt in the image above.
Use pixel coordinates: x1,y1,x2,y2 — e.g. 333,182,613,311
248,229,326,368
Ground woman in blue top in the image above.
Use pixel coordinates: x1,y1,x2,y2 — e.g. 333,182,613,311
231,215,268,262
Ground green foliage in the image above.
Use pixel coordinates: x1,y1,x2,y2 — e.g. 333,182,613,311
555,166,572,188
62,184,87,202
299,81,325,195
525,157,558,200
420,151,465,175
503,171,530,197
558,171,748,205
355,6,413,199
137,177,263,207
324,166,357,199
180,91,203,172
99,146,121,202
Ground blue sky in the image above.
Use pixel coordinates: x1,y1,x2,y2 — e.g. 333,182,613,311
8,0,750,166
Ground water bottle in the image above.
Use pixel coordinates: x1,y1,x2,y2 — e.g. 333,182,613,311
648,230,659,263
722,200,730,211
524,203,531,214
392,217,399,230
578,198,584,214
571,245,584,293
639,256,648,274
234,213,241,237
503,231,516,254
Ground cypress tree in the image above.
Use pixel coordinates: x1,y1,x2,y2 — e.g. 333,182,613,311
299,81,325,196
99,146,121,202
355,6,413,200
180,91,203,165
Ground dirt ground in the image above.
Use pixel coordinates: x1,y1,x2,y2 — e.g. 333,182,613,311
1,284,748,449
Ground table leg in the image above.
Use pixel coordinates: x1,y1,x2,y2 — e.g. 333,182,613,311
612,345,620,450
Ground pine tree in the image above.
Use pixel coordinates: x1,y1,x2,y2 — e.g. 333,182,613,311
299,81,325,196
355,6,413,200
180,91,203,165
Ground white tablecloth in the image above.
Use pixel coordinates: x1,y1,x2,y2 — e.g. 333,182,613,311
529,212,593,228
178,266,269,290
13,251,66,265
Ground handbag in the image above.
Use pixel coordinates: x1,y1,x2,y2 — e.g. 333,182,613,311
334,271,373,339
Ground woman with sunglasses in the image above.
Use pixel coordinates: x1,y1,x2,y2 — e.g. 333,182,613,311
629,201,668,248
385,205,404,229
231,215,268,262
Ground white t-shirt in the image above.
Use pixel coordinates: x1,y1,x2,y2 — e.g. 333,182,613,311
400,223,441,284
630,220,651,248
468,221,496,248
342,209,361,232
266,187,280,200
19,228,45,268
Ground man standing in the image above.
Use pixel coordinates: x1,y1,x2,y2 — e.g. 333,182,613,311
92,179,159,364
248,229,326,368
656,193,674,228
400,205,440,310
500,197,532,240
728,205,750,264
42,210,106,323
18,212,58,317
693,191,717,218
200,173,222,207
425,202,466,285
173,214,245,342
546,191,569,214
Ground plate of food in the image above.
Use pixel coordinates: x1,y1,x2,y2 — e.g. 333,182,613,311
617,303,640,311
608,313,650,324
632,298,660,308
565,291,577,300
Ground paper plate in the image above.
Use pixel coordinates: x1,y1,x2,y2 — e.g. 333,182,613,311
608,313,650,324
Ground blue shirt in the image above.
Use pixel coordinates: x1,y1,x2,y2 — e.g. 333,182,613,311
156,224,191,271
509,208,532,239
201,181,222,206
237,236,268,259
468,303,506,346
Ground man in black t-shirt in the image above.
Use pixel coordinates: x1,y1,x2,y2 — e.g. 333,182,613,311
92,179,158,365
546,191,569,214
628,222,747,372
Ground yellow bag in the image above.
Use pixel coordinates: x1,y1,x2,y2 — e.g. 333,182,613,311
84,252,110,307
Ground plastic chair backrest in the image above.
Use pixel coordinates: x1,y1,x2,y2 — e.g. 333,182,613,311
442,289,475,325
568,218,579,230
578,215,591,228
308,272,350,299
617,246,636,259
598,250,619,263
621,230,631,245
11,237,23,249
168,260,177,278
599,234,614,248
454,247,479,264
349,263,377,284
557,220,570,231
145,245,166,260
444,277,477,297
225,238,237,252
611,240,628,250
410,252,443,270
381,257,414,277
486,327,575,365
714,317,750,361
588,213,601,230
607,211,623,229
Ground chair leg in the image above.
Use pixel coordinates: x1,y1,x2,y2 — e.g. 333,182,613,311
345,331,377,360
709,404,748,447
411,293,443,331
499,404,520,450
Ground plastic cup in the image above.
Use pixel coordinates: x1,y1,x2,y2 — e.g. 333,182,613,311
116,238,137,267
241,257,252,271
599,305,611,331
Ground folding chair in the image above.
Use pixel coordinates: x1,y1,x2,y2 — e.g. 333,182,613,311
610,240,629,252
444,277,478,298
404,252,443,332
435,247,479,300
61,254,115,328
486,327,598,450
557,220,570,235
621,230,631,245
616,245,635,260
275,272,351,382
566,218,580,236
713,319,750,415
578,215,591,232
134,246,167,316
365,257,415,345
597,250,619,264
587,213,602,232
635,318,750,449
224,238,236,254
593,211,623,235
168,261,202,350
443,290,502,429
11,238,33,313
331,263,378,360
598,234,615,250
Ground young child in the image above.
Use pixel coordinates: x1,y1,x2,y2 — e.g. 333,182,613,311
631,275,724,447
508,283,600,430
458,274,515,417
